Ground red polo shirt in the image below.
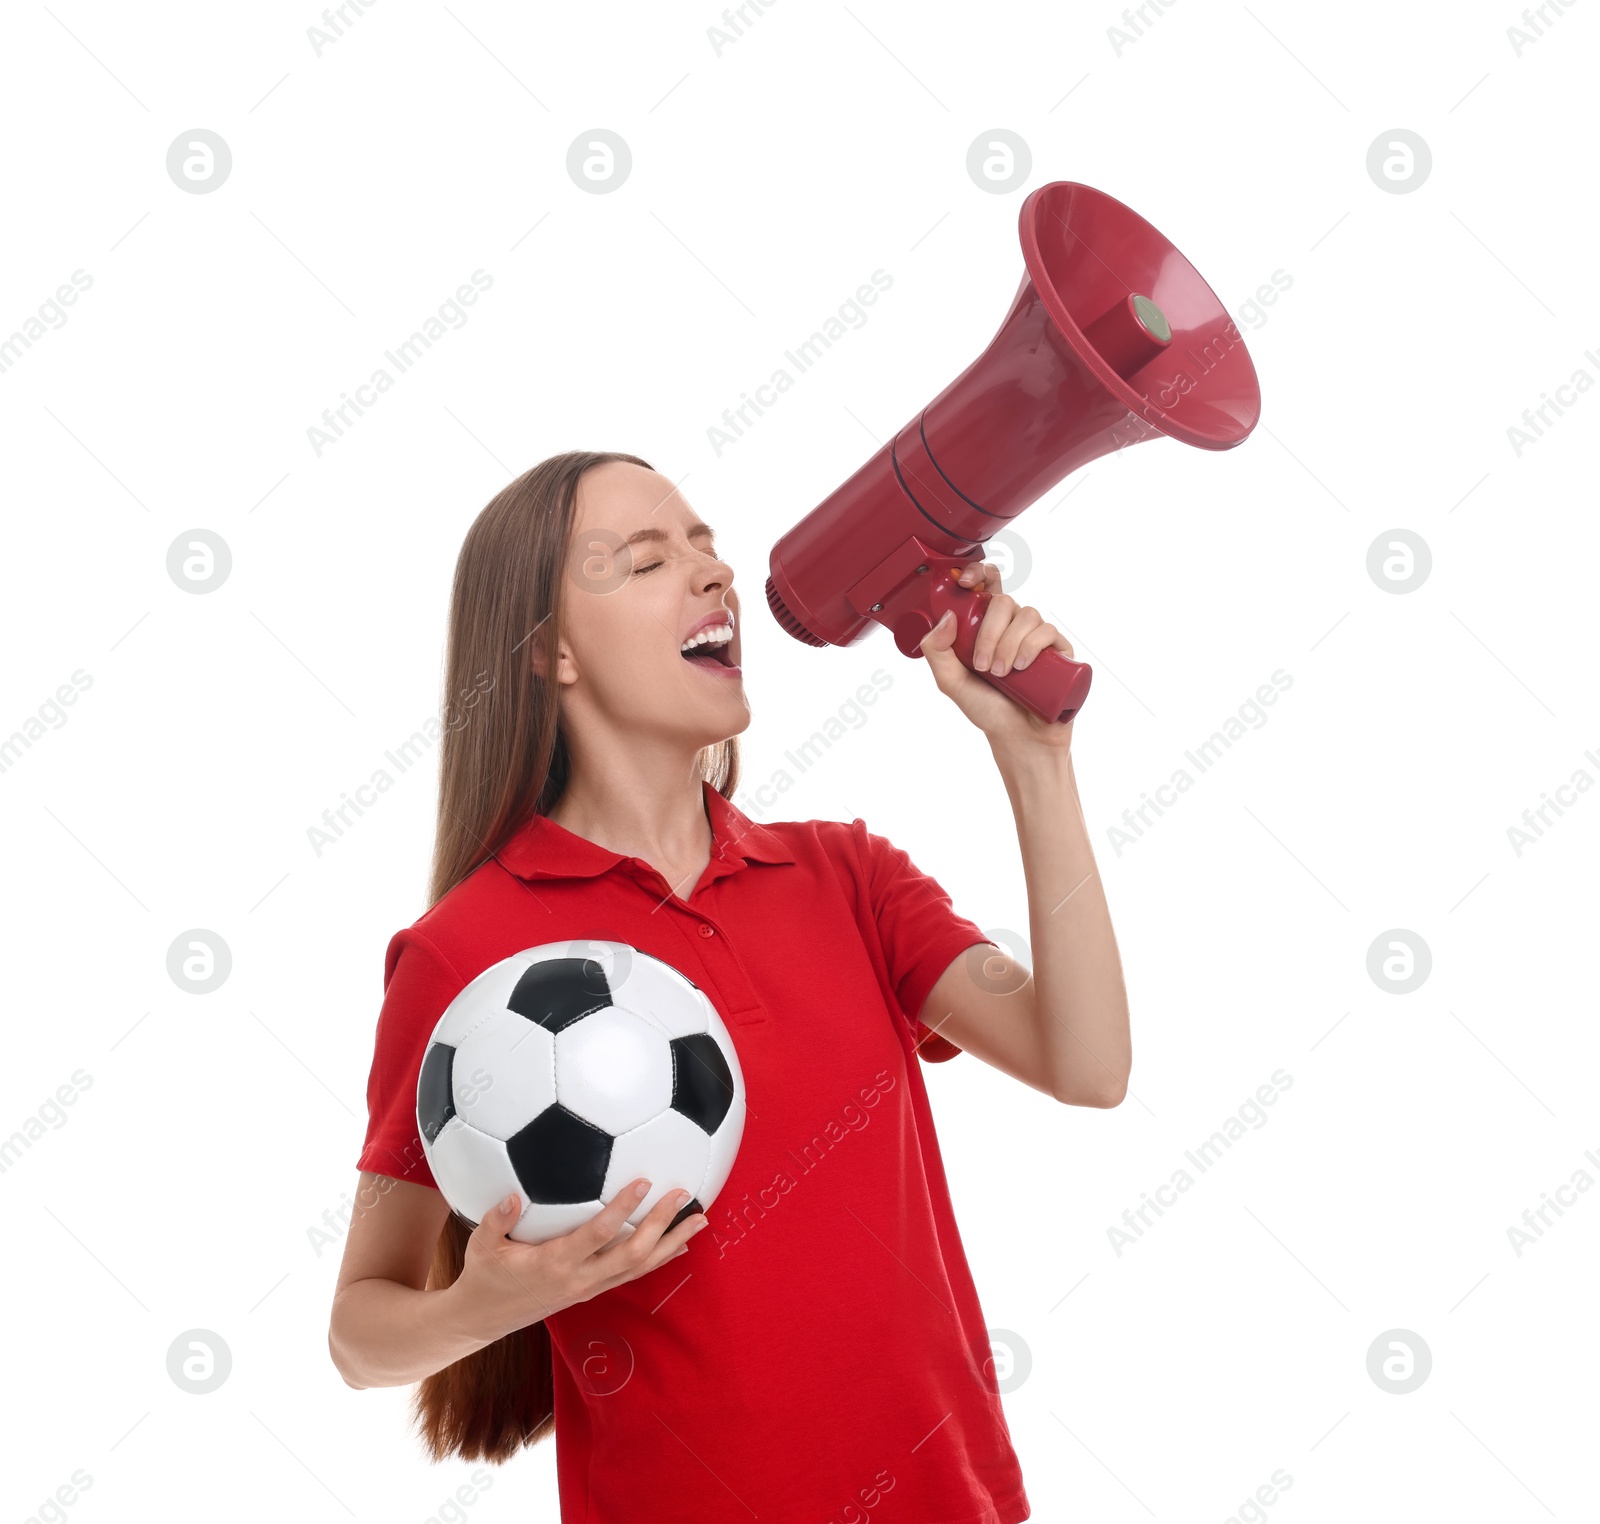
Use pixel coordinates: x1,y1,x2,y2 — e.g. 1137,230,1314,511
356,780,1031,1524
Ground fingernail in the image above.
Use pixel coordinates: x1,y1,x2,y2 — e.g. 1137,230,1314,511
691,1217,708,1234
501,1194,518,1212
635,1181,651,1197
992,660,1008,675
675,1190,691,1206
973,655,988,670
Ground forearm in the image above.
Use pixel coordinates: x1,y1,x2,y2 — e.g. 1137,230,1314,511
329,1275,503,1389
991,739,1131,1105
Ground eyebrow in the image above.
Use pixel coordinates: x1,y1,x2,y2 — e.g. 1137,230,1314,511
624,523,716,547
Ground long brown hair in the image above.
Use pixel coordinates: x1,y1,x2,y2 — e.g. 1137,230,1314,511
412,450,741,1463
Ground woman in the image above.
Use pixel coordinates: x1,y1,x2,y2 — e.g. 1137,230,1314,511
329,450,1131,1522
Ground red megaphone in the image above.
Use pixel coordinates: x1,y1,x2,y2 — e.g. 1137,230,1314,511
765,180,1262,724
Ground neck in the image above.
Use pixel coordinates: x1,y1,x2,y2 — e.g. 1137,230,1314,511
549,735,713,866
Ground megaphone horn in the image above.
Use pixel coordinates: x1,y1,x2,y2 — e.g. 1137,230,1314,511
765,180,1262,725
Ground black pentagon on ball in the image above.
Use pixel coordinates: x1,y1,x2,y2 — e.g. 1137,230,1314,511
670,1033,734,1134
507,1103,613,1204
418,1041,456,1143
507,956,612,1034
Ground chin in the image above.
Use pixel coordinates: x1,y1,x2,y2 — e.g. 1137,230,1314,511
690,692,752,746
631,678,748,744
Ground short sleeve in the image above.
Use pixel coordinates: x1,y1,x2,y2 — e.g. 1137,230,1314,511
853,820,991,1062
354,927,469,1187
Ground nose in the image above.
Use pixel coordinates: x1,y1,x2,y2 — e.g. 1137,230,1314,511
694,550,734,595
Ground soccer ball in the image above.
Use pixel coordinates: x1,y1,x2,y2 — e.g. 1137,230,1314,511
416,940,745,1244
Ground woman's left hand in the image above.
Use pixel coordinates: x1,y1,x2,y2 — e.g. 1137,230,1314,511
916,561,1077,751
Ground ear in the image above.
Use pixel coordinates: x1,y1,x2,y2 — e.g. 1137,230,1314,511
530,633,578,686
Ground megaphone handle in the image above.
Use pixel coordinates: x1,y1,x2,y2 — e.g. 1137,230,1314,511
887,568,1093,725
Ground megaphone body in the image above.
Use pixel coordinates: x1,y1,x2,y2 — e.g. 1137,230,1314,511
765,181,1263,724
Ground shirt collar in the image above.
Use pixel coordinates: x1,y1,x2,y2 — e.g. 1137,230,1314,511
494,778,794,883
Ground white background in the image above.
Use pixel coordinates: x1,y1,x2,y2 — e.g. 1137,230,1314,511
2,1,1596,1520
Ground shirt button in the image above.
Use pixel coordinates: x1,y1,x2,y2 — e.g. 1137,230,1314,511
698,924,715,938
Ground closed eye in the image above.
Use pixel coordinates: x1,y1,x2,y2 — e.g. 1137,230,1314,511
632,546,718,575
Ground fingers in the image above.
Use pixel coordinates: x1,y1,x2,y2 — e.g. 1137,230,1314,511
916,610,969,708
559,1177,648,1262
985,603,1044,677
596,1186,704,1266
955,560,1002,596
970,592,1021,674
916,567,1079,719
917,608,957,656
647,1198,710,1266
1014,624,1074,671
472,1190,523,1244
465,1192,569,1323
954,562,1022,674
581,1180,708,1283
966,588,1074,677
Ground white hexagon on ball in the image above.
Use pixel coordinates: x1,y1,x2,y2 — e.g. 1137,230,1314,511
449,1007,556,1141
609,956,709,1041
603,1109,715,1224
554,1004,673,1135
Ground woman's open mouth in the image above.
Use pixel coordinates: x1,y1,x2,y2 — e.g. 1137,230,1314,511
679,620,741,678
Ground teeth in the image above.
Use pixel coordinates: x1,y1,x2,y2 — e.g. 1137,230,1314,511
680,623,734,654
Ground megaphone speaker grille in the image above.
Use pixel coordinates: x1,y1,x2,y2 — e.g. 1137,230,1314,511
765,575,825,646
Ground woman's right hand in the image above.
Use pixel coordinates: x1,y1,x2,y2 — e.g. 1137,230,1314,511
449,1180,708,1341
